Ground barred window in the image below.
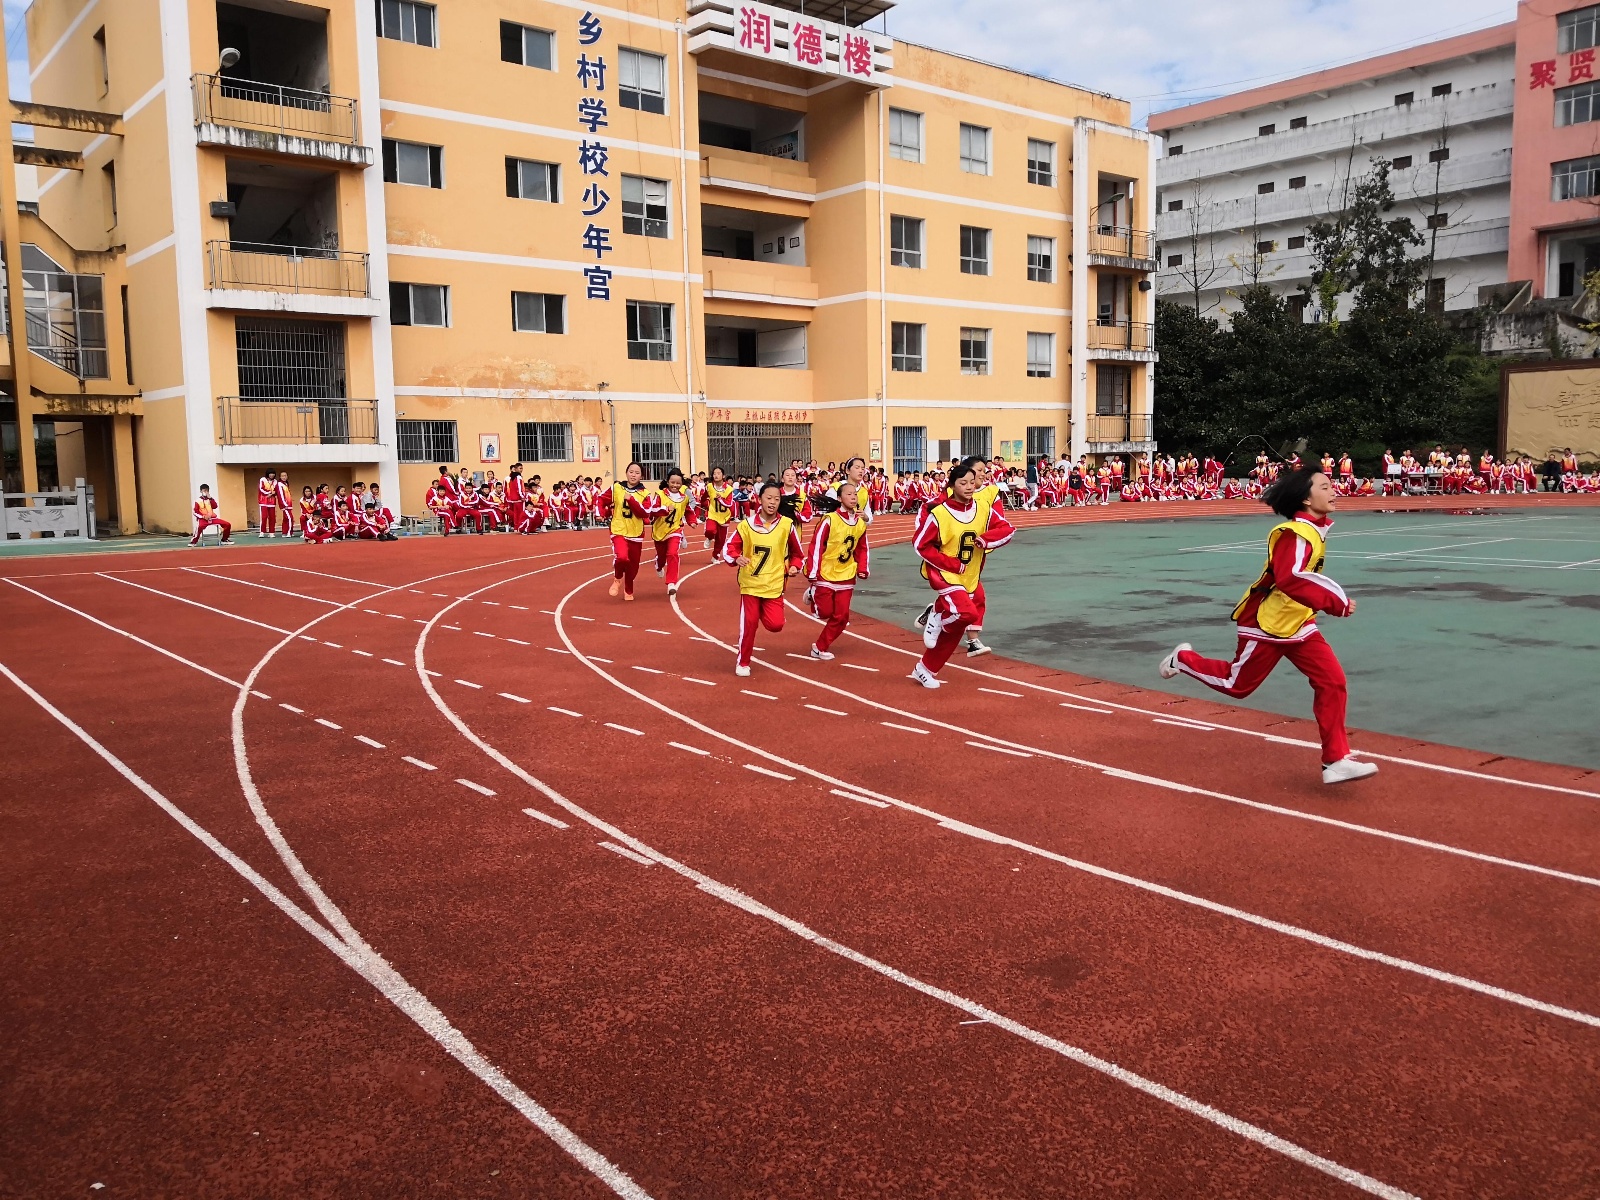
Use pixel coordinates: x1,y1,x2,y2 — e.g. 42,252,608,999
1027,235,1055,282
506,158,559,202
512,292,565,333
622,175,670,238
1095,364,1130,416
889,215,923,267
890,321,924,372
1553,154,1600,201
1027,138,1055,186
959,326,990,375
500,21,553,69
630,423,679,480
378,0,435,47
626,300,673,360
1026,426,1055,461
516,421,573,462
620,48,667,114
235,317,345,400
892,426,926,475
1557,80,1600,126
889,108,923,162
960,426,992,459
960,225,990,275
397,419,457,463
1026,331,1054,378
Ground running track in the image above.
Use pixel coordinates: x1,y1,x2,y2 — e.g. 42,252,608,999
3,494,1598,1198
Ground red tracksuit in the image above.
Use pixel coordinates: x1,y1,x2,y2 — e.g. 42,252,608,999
805,510,870,653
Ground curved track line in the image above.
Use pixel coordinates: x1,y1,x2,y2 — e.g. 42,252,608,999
410,567,1420,1200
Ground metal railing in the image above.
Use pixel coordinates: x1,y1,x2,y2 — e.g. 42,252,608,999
25,308,109,378
1089,226,1156,262
1085,414,1154,444
216,397,379,446
1088,318,1155,353
207,241,371,296
193,73,359,144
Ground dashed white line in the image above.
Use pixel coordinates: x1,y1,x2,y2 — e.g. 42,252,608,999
323,641,344,648
605,722,645,736
363,608,381,614
386,614,406,621
978,687,1023,698
549,706,583,718
432,593,448,598
522,807,570,829
509,604,529,611
744,763,796,781
741,689,778,700
457,778,496,797
598,841,654,866
314,718,342,730
546,647,570,655
881,721,929,735
669,741,710,756
481,601,500,607
353,649,374,657
682,676,716,686
1060,702,1115,715
804,704,848,716
631,665,665,675
609,622,631,629
646,629,671,636
690,635,717,643
570,615,595,622
831,788,891,809
383,658,406,666
299,635,317,643
541,609,560,616
456,679,483,689
966,740,1031,757
354,735,386,749
474,631,496,639
590,656,613,664
842,663,878,672
500,692,530,704
1155,717,1215,731
409,589,424,595
443,625,462,631
786,653,816,662
402,756,437,771
505,638,531,646
424,670,443,678
250,689,270,700
412,619,428,625
279,703,304,714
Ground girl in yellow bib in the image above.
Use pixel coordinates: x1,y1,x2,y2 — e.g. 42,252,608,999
600,461,657,601
652,467,690,597
721,479,803,678
803,480,870,660
1159,467,1377,786
702,466,736,558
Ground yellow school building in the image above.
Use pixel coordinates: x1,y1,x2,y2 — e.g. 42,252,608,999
6,0,1158,532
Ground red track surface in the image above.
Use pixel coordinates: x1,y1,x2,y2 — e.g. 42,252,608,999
3,494,1598,1199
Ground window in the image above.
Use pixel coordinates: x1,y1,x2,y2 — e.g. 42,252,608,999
1026,332,1054,378
1095,364,1130,416
378,0,436,47
1258,123,1275,136
960,426,992,459
512,292,565,333
1168,144,1183,156
1256,240,1275,254
1027,235,1055,283
1166,253,1183,267
1432,82,1452,97
1289,175,1306,189
1290,116,1307,130
891,321,924,371
500,21,553,69
889,108,923,162
1426,213,1448,229
630,423,678,480
516,421,573,461
1257,181,1275,195
1394,91,1414,106
390,282,448,326
506,157,559,201
383,139,443,187
1556,79,1600,125
889,215,923,267
626,300,673,360
959,327,990,375
622,175,670,238
1426,147,1450,165
92,26,108,94
1391,155,1413,169
398,419,457,463
1553,154,1600,200
1026,426,1055,461
1287,235,1305,250
1561,4,1600,53
959,123,991,174
960,225,990,275
619,48,667,114
1027,138,1055,185
1168,198,1184,212
892,426,926,475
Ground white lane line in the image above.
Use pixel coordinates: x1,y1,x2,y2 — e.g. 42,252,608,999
250,689,270,700
605,722,646,736
546,647,570,655
383,658,407,666
481,601,500,606
424,670,443,678
402,756,437,771
364,608,381,614
353,649,374,657
609,622,632,629
456,679,483,690
804,704,848,716
646,629,671,635
99,574,296,632
506,638,531,646
509,604,529,610
314,718,342,730
354,735,386,749
457,778,497,797
978,686,1023,698
542,609,560,616
500,692,530,704
681,676,716,686
882,721,929,735
741,689,778,700
832,788,891,808
410,590,425,595
591,656,614,664
690,635,717,643
415,619,429,626
1061,702,1115,714
549,707,584,718
966,740,1031,757
570,615,595,622
386,614,407,621
323,641,344,648
443,625,462,631
523,807,571,829
669,741,710,756
300,636,317,643
842,663,878,672
474,631,496,639
1156,717,1214,731
599,841,655,866
786,653,815,662
280,703,304,714
745,763,796,781
632,665,665,675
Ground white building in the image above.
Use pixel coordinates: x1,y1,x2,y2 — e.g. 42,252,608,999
1149,23,1516,321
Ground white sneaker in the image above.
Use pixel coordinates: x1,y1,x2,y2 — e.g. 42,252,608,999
922,609,944,650
810,646,834,661
909,662,941,689
913,603,933,630
667,583,678,597
735,664,752,678
1159,642,1191,680
1322,757,1379,785
965,639,991,658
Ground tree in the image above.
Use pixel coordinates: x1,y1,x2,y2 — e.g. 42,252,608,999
1169,180,1224,315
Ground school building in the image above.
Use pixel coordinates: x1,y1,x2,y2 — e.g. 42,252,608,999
7,0,1157,532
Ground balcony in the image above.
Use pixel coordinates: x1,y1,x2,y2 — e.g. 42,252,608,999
1088,226,1157,270
1086,318,1157,361
1085,413,1155,449
193,74,372,166
23,245,108,380
216,398,382,461
205,240,380,316
700,147,816,206
704,263,818,307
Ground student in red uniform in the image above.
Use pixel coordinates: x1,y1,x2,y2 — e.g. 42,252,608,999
911,460,1015,688
804,479,870,660
275,470,295,535
256,470,279,538
190,485,235,545
652,467,690,597
722,479,804,677
1159,467,1377,786
601,462,656,600
703,465,736,557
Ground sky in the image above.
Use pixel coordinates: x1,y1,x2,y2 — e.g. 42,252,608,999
2,0,1513,123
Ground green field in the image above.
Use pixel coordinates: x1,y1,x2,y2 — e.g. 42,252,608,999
853,508,1600,770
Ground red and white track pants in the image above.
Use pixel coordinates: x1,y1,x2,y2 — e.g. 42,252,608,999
1176,630,1350,763
611,535,643,594
813,583,853,652
737,594,785,667
921,580,986,674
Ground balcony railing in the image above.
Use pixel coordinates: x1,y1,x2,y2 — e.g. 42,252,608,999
193,74,359,144
1085,414,1154,445
1089,226,1155,262
207,241,371,296
217,397,379,446
1088,318,1155,353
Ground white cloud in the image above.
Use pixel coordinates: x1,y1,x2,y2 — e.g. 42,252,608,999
882,0,1513,124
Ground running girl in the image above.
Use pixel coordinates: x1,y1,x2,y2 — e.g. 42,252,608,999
652,467,690,597
601,462,656,601
1159,467,1378,786
911,459,1014,688
704,466,736,556
804,480,869,661
722,479,803,678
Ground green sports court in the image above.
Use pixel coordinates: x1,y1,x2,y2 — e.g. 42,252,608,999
853,507,1600,770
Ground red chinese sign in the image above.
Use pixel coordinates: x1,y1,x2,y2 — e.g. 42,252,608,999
716,0,879,82
1573,49,1595,82
1531,58,1557,88
790,20,824,68
736,6,773,55
704,407,812,423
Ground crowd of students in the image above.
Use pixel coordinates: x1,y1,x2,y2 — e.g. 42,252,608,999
189,471,400,545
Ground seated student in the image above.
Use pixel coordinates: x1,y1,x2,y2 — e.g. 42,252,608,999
427,478,461,534
330,485,358,539
363,501,398,541
190,485,234,545
301,501,336,544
